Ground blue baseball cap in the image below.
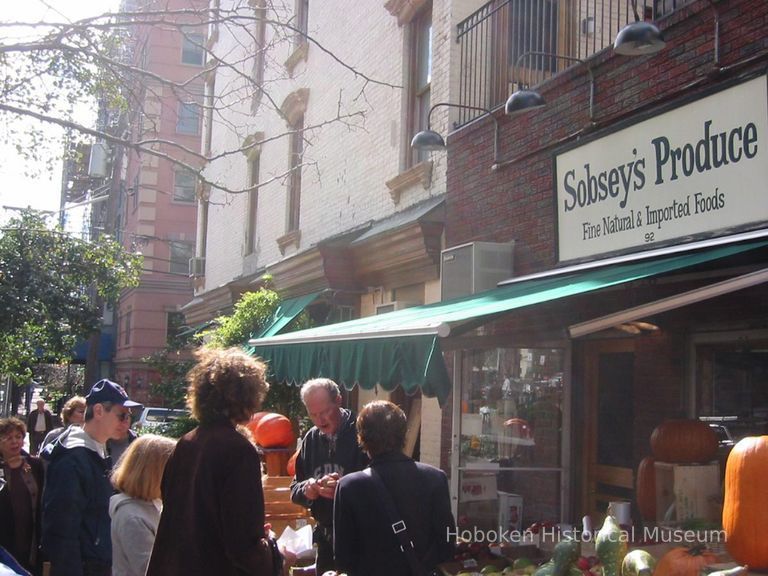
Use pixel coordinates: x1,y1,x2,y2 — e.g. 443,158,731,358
85,379,142,407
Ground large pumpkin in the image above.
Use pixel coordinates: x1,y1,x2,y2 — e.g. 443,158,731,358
253,413,295,448
723,435,768,568
650,419,718,463
635,456,656,521
655,546,718,576
286,448,299,477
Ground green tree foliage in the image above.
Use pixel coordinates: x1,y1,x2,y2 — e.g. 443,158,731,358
146,286,308,428
204,288,280,348
145,347,195,409
0,211,142,381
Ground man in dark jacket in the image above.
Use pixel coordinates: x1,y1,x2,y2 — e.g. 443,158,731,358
334,401,456,576
41,379,141,576
27,400,54,456
290,378,368,575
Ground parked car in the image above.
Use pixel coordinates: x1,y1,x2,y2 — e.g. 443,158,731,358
135,407,189,430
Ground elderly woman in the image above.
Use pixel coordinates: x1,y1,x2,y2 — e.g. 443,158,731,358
110,434,176,576
0,417,45,574
146,347,277,576
40,396,86,451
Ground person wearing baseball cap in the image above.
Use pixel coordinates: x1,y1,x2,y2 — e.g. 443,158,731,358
41,380,142,576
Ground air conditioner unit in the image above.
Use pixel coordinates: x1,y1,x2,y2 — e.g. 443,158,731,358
375,301,418,315
189,257,206,278
441,241,514,300
88,140,109,178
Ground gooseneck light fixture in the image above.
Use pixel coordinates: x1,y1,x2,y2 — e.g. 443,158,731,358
411,102,501,170
613,0,666,56
505,52,596,123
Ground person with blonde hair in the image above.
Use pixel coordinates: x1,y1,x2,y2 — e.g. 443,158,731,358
147,347,278,576
41,396,86,451
109,434,176,576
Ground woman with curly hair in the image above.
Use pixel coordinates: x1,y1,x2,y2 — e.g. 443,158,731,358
0,417,45,574
146,347,277,576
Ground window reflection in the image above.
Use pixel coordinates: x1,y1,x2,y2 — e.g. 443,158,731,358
458,347,564,530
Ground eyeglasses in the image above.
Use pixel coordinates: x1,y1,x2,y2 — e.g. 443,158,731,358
115,411,131,422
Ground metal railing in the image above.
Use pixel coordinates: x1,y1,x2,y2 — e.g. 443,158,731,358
456,0,694,125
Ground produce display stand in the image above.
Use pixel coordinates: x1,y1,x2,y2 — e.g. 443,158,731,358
438,544,541,576
435,526,748,576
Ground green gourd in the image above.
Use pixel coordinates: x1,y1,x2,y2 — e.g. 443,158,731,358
596,515,628,576
622,550,656,576
533,561,555,576
552,540,580,576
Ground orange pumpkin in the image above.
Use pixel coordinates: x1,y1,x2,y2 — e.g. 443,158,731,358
253,413,295,448
650,419,718,463
635,456,656,521
286,448,299,477
655,546,718,576
245,413,267,440
250,411,270,427
723,435,768,568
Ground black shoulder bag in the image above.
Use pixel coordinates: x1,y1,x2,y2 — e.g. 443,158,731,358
364,467,437,576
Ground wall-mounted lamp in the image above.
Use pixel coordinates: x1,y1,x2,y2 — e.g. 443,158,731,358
505,51,596,123
123,374,130,391
613,0,666,56
411,102,502,170
136,376,143,389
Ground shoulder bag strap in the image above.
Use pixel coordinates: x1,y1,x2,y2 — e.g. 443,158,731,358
364,467,428,576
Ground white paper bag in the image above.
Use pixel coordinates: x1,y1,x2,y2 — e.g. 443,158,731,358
277,524,315,561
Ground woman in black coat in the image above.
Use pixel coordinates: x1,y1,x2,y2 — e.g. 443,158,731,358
146,347,277,576
0,417,45,575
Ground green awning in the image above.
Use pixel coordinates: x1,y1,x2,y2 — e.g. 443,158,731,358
254,291,323,339
249,240,767,403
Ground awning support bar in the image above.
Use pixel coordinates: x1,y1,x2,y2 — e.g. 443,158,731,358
568,267,768,338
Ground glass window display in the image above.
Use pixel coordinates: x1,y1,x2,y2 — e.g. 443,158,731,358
457,347,564,532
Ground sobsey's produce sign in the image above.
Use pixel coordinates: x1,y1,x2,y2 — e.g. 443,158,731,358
555,75,768,262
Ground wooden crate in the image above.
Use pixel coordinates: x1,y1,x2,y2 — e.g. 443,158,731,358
261,447,293,476
263,474,313,535
655,462,721,522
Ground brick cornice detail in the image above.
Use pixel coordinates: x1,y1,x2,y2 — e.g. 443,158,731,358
284,42,309,75
385,160,433,204
241,131,265,159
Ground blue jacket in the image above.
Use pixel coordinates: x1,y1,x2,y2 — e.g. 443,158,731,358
41,426,113,576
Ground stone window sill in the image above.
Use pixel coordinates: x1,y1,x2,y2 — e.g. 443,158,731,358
385,160,433,204
277,229,301,255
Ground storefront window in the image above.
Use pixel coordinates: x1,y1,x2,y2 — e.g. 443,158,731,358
457,347,564,531
696,339,768,441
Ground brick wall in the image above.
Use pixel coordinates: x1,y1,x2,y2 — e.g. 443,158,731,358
446,0,768,273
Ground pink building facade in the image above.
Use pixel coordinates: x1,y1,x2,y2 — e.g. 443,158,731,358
113,0,206,403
